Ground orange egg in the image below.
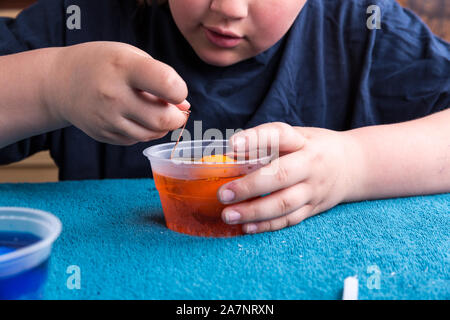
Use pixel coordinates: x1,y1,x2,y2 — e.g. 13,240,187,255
200,154,236,163
187,154,239,180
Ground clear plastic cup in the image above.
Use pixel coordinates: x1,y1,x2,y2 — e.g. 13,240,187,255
0,207,62,300
143,139,273,237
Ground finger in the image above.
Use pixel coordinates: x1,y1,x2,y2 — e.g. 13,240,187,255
96,129,139,146
229,122,305,155
127,55,188,105
221,183,311,224
125,91,190,132
242,204,314,234
115,117,168,142
217,150,309,204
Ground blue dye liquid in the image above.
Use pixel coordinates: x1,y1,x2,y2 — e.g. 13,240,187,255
0,232,49,300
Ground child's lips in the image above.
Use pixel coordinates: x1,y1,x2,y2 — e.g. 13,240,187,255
203,26,244,48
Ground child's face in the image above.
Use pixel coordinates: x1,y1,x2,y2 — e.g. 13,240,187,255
168,0,307,67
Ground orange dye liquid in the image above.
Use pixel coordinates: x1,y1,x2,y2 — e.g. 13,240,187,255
153,155,244,237
153,173,244,237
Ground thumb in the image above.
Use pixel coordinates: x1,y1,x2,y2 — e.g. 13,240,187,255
127,54,188,105
230,122,305,156
157,98,191,112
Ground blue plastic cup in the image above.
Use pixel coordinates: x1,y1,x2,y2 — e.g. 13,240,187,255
0,207,62,300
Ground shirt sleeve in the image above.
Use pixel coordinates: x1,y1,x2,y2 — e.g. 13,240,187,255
0,0,65,165
356,0,450,126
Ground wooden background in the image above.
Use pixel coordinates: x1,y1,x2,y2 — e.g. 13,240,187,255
398,0,450,40
0,0,449,183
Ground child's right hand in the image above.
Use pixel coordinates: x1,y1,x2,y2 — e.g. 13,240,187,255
47,42,190,145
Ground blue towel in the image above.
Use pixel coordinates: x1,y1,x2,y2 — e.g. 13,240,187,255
0,179,448,299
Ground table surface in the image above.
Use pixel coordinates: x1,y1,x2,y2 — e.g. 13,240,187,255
0,179,448,300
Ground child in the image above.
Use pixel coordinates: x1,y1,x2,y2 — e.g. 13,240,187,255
0,0,448,234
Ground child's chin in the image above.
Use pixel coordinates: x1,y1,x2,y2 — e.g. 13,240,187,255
196,50,247,67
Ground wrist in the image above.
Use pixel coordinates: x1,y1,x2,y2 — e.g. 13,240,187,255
42,47,71,128
339,129,369,203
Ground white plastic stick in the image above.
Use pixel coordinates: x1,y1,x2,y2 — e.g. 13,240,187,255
342,276,359,300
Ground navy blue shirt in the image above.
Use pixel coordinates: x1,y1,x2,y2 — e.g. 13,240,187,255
0,0,449,180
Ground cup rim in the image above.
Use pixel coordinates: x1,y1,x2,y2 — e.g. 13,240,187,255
143,139,275,166
0,207,62,264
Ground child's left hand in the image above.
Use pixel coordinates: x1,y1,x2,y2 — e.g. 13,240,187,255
218,122,361,234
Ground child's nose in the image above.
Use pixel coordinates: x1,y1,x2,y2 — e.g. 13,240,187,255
210,0,249,20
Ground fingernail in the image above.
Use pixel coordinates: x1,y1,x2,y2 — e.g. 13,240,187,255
175,100,191,111
220,189,235,203
245,224,257,234
225,210,241,224
182,99,191,108
233,136,246,150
